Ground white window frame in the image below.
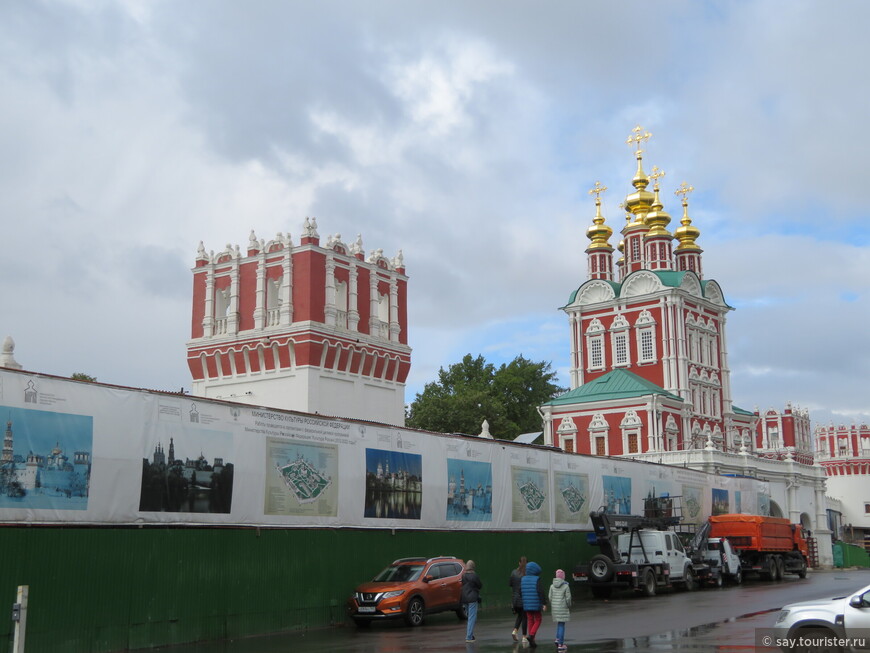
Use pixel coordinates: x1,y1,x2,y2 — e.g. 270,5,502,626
638,327,656,364
612,330,629,367
588,335,604,370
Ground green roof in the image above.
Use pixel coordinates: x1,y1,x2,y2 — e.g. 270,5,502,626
563,271,732,309
544,369,685,406
732,405,754,416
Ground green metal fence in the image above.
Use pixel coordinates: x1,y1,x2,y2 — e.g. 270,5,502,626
833,541,870,568
0,526,595,652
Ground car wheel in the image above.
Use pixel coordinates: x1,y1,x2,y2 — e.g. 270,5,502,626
642,568,656,597
792,627,840,653
456,603,468,621
405,597,425,627
589,554,615,582
682,568,696,591
591,586,612,599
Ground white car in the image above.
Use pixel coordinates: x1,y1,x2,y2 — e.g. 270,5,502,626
772,581,870,652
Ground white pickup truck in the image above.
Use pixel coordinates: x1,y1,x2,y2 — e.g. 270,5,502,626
574,510,702,598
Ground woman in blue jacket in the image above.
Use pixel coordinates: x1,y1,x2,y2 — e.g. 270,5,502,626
519,561,547,648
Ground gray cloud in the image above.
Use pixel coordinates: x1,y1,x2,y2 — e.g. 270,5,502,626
2,0,868,428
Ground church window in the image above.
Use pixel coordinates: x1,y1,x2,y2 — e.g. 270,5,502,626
562,436,575,453
595,436,606,456
627,432,639,454
638,328,656,363
631,238,641,261
768,427,780,449
612,331,628,366
589,336,604,370
865,503,870,514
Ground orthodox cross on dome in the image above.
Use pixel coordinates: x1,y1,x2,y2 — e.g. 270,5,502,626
626,125,652,155
588,180,607,204
650,166,666,191
674,181,695,206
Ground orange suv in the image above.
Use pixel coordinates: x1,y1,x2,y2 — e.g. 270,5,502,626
347,556,467,627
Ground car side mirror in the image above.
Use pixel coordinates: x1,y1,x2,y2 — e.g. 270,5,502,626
849,595,865,608
423,575,433,583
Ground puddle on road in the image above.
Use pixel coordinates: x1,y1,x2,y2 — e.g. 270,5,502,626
569,606,783,652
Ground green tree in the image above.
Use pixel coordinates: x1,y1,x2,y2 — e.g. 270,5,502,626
406,354,564,440
71,372,97,382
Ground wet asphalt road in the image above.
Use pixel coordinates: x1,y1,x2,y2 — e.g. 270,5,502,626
161,568,870,652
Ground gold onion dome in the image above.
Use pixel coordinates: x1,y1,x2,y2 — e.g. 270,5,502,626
674,182,701,250
586,181,613,249
623,126,655,226
644,166,673,238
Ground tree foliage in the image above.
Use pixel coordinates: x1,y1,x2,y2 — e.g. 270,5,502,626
406,354,564,440
71,372,97,382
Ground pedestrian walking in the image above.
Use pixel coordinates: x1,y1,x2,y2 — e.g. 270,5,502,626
548,569,571,652
520,561,547,648
461,559,483,642
509,556,528,644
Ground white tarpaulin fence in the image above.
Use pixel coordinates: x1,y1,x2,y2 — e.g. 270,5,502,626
0,368,769,529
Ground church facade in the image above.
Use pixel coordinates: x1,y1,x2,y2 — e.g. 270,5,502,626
816,422,870,552
186,218,410,425
539,127,831,563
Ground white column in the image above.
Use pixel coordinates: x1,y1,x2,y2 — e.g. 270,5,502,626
569,313,580,389
369,271,380,336
389,276,400,342
280,247,293,325
254,253,266,330
324,255,337,326
228,259,240,335
348,262,359,331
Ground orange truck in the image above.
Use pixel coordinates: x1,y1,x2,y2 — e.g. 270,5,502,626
707,514,809,580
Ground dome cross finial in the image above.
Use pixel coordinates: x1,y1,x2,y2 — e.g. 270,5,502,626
675,181,695,206
650,166,666,191
626,125,652,156
588,180,608,204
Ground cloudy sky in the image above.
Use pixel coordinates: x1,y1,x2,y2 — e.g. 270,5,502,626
2,0,868,429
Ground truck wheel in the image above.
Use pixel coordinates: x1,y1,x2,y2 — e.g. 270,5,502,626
774,557,784,581
712,572,723,588
642,568,657,597
589,554,615,582
682,568,696,591
733,567,742,585
591,586,612,599
760,558,773,581
797,559,807,579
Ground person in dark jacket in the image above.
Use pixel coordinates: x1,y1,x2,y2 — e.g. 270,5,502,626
520,561,547,648
509,556,528,643
461,560,483,642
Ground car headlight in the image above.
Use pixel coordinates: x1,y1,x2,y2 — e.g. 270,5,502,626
775,610,789,624
382,590,405,599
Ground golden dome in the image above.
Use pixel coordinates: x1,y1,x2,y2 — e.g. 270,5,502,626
623,125,654,226
644,166,673,239
586,181,613,250
674,182,701,251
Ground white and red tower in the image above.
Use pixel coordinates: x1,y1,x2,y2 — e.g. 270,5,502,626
815,422,870,551
541,126,755,455
186,218,411,425
755,404,813,465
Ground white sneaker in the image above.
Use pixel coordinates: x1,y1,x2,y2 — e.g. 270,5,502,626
512,629,518,641
522,636,529,646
